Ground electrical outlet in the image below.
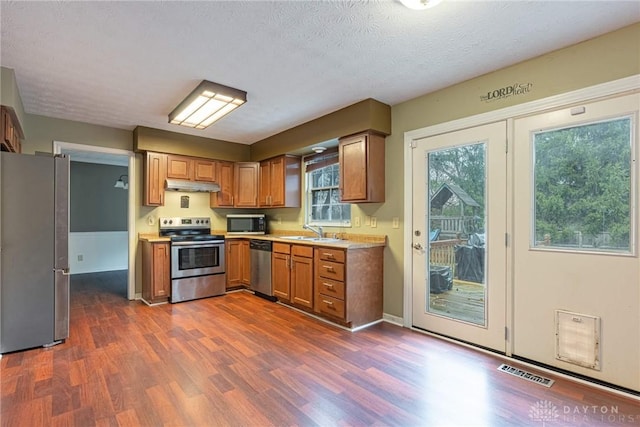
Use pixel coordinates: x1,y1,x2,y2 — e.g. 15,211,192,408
147,215,155,226
354,216,361,227
392,217,399,229
77,254,83,262
277,216,282,225
365,215,371,226
371,216,377,228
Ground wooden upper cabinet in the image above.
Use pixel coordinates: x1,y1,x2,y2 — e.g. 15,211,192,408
259,155,301,208
144,152,167,206
166,154,192,180
167,154,216,182
194,159,216,182
258,161,272,206
339,131,385,203
210,160,234,207
234,162,259,207
1,106,23,153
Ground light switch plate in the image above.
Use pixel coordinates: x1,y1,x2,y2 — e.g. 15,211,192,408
392,217,399,228
371,216,377,228
354,216,361,227
365,215,371,226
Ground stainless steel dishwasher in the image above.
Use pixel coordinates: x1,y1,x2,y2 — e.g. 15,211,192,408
249,240,275,301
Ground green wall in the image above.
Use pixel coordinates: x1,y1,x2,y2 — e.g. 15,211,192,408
7,23,639,311
70,162,128,232
382,22,640,317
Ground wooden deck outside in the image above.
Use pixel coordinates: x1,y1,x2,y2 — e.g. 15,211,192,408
429,279,485,325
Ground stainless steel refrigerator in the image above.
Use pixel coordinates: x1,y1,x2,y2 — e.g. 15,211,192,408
0,151,70,353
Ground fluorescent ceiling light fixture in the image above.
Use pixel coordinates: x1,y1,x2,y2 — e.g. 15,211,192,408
169,80,247,129
399,0,443,10
312,146,327,153
114,174,128,190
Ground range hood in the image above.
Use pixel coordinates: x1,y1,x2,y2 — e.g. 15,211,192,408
165,179,220,193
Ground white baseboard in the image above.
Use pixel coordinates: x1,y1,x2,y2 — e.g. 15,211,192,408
383,313,404,326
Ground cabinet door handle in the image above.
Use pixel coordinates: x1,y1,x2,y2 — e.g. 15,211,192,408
323,300,333,306
323,282,334,288
322,253,334,259
323,265,334,271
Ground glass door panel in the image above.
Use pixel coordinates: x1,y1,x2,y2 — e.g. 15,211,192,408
427,143,487,325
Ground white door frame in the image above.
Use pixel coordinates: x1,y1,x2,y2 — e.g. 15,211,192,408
403,75,640,354
53,141,136,301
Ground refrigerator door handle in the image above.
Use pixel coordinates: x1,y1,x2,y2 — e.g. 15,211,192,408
53,267,71,276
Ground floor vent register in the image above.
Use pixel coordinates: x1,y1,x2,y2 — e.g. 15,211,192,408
497,364,555,388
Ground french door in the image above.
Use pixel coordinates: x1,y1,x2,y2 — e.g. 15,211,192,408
512,94,639,390
411,122,507,352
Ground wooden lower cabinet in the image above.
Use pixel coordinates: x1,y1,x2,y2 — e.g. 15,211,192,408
314,246,383,328
273,243,314,308
141,241,171,304
226,239,250,289
272,243,291,300
291,245,314,308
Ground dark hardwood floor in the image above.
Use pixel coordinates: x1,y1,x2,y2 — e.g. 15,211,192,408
1,271,638,426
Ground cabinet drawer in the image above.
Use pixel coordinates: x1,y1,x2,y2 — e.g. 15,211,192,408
317,295,345,320
273,242,291,254
317,260,345,282
316,248,345,263
292,244,313,258
316,277,345,300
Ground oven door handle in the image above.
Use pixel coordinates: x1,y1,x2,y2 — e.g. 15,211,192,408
171,240,224,247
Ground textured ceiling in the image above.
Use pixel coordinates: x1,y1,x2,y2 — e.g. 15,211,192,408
1,1,639,145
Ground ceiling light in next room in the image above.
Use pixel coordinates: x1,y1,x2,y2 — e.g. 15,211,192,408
169,80,247,130
312,146,327,154
114,174,128,190
399,0,443,10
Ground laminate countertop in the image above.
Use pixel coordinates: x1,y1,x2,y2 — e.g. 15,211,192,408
138,232,386,249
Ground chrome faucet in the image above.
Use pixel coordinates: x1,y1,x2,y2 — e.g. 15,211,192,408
303,224,323,238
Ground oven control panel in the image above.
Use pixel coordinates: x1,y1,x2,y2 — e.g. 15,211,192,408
159,217,210,229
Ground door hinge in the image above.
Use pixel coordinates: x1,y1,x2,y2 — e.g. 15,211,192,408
505,326,508,340
505,140,508,153
505,233,509,247
410,140,417,149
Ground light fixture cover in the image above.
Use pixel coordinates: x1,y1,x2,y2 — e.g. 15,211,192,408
114,174,128,190
169,80,247,130
399,0,443,10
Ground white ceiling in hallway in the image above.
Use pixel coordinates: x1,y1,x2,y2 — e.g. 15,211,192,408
1,1,639,145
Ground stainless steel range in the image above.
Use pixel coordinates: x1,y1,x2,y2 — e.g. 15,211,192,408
159,217,226,303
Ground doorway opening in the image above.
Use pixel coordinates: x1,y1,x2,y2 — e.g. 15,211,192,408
53,141,136,300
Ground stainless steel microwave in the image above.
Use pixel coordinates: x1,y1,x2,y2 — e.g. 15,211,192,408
226,214,267,235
